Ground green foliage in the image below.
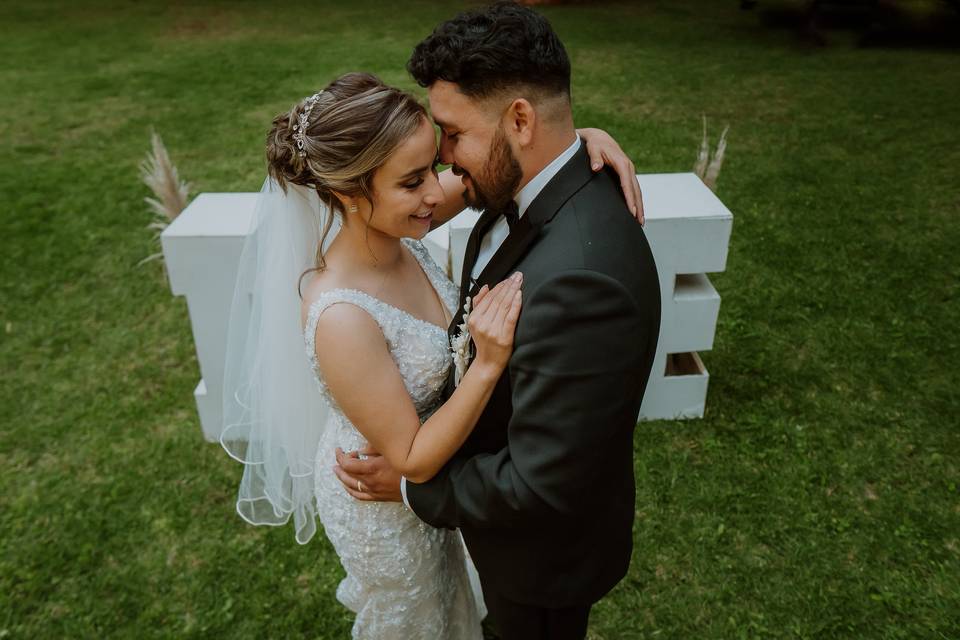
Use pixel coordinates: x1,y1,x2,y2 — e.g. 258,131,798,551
1,1,958,637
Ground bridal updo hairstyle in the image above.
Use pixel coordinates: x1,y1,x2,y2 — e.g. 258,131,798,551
406,1,570,104
266,72,427,277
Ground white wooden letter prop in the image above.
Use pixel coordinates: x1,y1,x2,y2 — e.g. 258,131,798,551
162,173,732,439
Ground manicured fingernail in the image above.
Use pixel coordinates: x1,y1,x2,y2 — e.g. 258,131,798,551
592,162,601,170
512,272,523,282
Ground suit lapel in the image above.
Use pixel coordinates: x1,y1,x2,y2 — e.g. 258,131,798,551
464,144,595,302
470,214,538,298
450,207,501,338
443,144,595,398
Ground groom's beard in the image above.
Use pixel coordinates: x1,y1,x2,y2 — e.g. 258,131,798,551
459,126,522,215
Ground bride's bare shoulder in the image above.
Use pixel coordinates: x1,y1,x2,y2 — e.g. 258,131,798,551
299,268,381,341
300,267,343,313
301,266,342,302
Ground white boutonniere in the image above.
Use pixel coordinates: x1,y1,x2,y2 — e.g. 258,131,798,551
450,296,473,387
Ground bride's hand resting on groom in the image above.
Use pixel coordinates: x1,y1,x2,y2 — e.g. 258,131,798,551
334,274,524,502
464,271,524,375
577,127,644,225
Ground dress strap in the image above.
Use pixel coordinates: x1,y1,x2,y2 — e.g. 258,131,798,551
302,289,388,373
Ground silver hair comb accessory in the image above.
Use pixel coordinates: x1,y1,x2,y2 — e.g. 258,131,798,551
293,91,324,158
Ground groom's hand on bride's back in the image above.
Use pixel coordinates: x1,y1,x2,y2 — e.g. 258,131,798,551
334,447,403,502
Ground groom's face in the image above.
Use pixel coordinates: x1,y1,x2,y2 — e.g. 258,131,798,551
428,80,521,213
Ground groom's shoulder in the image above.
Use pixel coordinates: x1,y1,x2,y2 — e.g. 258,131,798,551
546,167,649,255
519,166,658,309
570,165,634,220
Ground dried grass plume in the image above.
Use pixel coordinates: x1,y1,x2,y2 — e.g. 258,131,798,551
693,116,730,192
139,131,190,265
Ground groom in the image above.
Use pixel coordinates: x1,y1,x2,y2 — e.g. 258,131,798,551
336,3,660,638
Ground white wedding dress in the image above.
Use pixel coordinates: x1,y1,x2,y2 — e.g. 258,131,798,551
302,238,484,640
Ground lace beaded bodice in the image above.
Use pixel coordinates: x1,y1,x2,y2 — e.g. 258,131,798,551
303,239,458,420
300,238,482,640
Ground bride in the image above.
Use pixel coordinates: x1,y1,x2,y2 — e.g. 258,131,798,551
219,72,641,639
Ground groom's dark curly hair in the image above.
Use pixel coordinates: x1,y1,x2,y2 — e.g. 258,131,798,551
407,1,571,101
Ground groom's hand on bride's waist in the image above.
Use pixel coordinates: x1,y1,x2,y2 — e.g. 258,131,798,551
334,447,402,503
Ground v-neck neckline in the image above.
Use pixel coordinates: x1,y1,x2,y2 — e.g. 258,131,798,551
402,238,453,330
311,240,451,334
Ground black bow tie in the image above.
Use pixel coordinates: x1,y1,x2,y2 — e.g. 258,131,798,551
502,200,520,231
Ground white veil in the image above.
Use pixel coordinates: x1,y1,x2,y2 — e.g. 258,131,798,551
220,176,341,545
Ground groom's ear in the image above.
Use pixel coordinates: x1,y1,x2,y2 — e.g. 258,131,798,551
504,98,536,148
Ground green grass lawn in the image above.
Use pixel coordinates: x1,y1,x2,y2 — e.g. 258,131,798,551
2,1,958,637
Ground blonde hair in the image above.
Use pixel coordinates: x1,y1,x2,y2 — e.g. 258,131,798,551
266,72,427,288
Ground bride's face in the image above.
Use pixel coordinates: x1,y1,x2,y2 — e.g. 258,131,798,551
361,116,444,240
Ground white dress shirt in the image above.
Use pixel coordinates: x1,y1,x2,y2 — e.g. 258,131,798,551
399,135,583,509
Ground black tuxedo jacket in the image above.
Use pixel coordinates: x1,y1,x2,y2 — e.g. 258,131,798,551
407,145,661,607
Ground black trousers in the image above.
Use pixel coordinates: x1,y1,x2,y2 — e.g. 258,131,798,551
481,580,591,640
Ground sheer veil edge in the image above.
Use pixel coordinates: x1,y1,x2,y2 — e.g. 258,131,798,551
220,177,341,545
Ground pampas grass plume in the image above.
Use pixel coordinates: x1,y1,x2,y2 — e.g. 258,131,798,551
139,131,190,265
704,125,729,191
693,115,709,178
693,117,730,193
141,131,189,222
